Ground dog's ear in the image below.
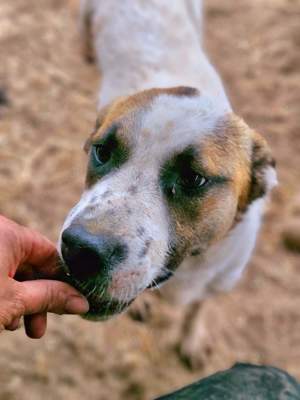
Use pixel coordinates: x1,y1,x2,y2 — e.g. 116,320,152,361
247,131,277,203
83,104,111,153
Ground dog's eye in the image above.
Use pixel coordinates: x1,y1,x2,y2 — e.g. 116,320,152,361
181,171,209,190
93,144,111,165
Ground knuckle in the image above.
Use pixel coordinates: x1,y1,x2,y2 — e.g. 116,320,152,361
46,284,67,314
0,281,25,328
11,282,26,316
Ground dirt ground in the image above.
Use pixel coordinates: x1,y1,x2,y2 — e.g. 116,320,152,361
0,1,299,399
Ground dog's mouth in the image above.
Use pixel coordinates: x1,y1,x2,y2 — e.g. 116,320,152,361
82,297,131,321
55,257,132,320
65,273,132,320
146,270,173,288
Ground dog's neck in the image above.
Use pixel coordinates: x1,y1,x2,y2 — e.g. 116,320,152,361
161,198,266,304
94,1,230,111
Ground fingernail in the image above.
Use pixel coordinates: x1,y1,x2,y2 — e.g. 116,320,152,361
65,295,89,314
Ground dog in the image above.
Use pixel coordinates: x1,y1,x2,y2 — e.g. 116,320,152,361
58,0,277,367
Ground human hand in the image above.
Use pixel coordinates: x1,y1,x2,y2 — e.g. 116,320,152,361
0,216,89,338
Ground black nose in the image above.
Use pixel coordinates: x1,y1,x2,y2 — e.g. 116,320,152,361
61,225,128,281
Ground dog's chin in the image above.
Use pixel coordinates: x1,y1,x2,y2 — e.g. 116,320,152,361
56,257,134,321
82,299,130,321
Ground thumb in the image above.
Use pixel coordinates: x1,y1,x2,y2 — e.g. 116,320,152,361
15,279,89,316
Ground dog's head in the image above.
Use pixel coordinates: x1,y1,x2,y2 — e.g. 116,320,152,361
58,87,276,320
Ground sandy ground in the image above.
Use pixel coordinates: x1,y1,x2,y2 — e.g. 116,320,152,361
0,1,299,399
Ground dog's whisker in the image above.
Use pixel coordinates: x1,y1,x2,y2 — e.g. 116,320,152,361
86,284,97,298
151,278,161,291
121,287,128,308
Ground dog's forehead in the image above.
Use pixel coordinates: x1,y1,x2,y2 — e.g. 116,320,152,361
99,87,231,158
140,93,227,147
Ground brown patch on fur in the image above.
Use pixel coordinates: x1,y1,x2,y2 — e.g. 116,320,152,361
200,114,275,215
192,115,251,213
248,130,276,203
164,112,275,271
84,103,111,152
215,115,252,213
166,187,237,271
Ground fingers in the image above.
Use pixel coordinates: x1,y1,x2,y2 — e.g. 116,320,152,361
0,216,59,278
17,279,89,316
18,226,58,275
6,314,47,338
24,313,47,339
6,317,21,331
6,314,48,338
0,218,88,340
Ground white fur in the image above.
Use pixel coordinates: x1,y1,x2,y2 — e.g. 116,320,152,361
80,0,230,110
264,166,278,192
142,93,231,144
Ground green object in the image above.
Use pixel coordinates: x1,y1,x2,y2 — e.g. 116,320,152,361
156,363,300,400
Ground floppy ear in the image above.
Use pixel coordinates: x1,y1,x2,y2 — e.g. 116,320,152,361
83,104,111,153
247,131,277,203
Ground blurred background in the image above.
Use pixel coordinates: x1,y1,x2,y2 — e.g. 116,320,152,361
0,1,299,399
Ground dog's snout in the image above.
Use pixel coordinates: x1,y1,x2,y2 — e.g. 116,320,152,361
61,225,128,281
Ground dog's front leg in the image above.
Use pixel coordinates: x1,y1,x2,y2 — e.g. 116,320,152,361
179,300,213,370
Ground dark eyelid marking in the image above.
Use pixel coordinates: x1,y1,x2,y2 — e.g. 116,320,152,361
86,124,129,187
84,123,119,154
159,145,230,204
162,145,229,183
92,124,120,146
